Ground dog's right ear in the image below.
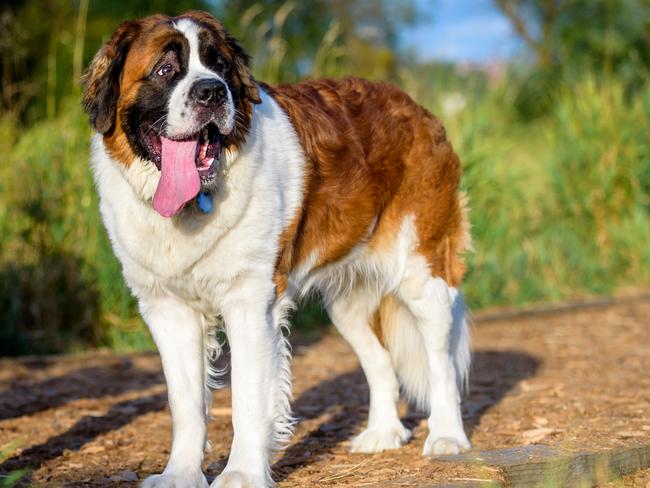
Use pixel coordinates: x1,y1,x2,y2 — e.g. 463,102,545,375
82,20,141,134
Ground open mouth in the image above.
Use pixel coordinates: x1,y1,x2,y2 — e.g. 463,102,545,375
142,123,221,182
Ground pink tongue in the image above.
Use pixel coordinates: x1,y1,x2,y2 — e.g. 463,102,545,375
152,137,201,217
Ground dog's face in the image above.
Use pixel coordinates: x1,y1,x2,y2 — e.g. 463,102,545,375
83,12,261,215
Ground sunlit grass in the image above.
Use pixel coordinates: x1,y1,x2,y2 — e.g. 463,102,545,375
0,98,141,354
0,440,30,487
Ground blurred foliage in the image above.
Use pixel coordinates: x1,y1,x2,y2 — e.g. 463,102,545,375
1,0,416,123
496,0,650,120
218,0,417,81
1,0,216,123
404,62,650,307
498,0,650,72
0,0,649,354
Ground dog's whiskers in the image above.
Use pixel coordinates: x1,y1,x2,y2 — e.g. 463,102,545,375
143,114,168,137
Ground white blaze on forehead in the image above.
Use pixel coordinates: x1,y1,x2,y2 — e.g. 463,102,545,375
165,18,235,138
175,18,216,78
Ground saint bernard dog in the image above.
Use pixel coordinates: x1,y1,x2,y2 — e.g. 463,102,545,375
83,11,472,488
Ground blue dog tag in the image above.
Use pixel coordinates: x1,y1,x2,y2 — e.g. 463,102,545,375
198,192,213,213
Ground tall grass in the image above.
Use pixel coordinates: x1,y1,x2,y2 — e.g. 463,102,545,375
0,19,648,354
433,75,650,308
0,98,141,354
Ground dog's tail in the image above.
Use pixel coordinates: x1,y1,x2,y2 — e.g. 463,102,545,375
378,290,471,411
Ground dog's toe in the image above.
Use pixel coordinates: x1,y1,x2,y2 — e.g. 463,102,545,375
349,424,412,453
422,435,471,456
210,470,266,488
141,471,208,488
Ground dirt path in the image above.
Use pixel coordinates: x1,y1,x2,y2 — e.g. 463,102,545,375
1,298,649,486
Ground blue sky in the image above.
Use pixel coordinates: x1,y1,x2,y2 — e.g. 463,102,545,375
400,0,523,63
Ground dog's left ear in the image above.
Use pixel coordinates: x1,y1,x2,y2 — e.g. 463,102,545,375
226,34,261,105
82,20,141,134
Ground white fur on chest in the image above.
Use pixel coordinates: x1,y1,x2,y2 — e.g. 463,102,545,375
91,90,304,308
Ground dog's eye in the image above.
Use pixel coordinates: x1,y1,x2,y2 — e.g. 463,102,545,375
214,57,227,72
156,63,174,78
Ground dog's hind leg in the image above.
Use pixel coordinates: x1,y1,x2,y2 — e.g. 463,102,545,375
397,257,470,456
326,286,411,453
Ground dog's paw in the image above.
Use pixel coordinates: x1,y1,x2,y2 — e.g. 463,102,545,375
349,424,412,453
141,471,208,488
422,434,471,456
210,470,267,488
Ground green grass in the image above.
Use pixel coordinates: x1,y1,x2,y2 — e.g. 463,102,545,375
0,97,142,354
410,73,650,309
0,69,648,354
0,440,30,487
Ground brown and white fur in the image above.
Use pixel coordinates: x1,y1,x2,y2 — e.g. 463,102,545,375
83,11,472,488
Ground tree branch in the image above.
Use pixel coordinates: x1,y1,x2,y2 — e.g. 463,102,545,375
496,0,553,66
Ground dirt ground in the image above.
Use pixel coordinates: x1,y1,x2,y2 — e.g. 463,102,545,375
1,298,649,487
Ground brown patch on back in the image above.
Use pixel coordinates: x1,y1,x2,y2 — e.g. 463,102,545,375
266,77,470,291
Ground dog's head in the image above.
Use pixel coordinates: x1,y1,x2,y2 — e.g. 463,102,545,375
83,11,261,216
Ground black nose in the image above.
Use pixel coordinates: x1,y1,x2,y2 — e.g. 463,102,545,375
190,79,227,106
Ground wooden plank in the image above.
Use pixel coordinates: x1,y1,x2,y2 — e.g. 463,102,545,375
435,444,650,487
366,478,502,488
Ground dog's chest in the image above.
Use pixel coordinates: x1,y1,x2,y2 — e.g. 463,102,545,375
108,206,231,284
91,92,306,303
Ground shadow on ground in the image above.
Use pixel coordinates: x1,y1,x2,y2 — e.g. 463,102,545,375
464,350,540,435
0,358,163,420
0,336,538,485
0,393,167,485
272,349,539,482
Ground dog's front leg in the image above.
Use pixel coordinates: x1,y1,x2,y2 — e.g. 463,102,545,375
140,296,209,488
212,293,288,488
